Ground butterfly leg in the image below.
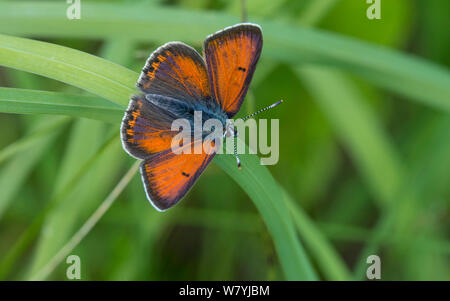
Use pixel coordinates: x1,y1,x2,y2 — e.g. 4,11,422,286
233,127,242,169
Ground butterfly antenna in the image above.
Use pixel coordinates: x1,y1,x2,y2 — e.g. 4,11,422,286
242,100,283,121
234,130,242,169
234,100,283,169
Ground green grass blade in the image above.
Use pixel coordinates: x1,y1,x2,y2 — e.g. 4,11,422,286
0,33,136,105
214,141,318,280
0,88,123,122
284,193,352,280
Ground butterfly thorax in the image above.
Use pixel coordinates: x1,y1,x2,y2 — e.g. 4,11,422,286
145,93,229,137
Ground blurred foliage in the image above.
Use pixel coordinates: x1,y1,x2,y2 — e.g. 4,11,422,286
0,0,449,281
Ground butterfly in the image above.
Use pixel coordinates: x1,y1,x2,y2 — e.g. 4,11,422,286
121,23,269,211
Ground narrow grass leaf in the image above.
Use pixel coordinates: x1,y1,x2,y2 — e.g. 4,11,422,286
214,141,318,281
0,88,123,122
0,33,136,105
284,193,352,280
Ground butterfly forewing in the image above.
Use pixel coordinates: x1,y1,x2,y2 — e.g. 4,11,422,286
204,24,263,117
140,142,216,211
137,42,211,105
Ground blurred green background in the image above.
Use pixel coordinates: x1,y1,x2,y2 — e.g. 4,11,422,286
0,0,449,281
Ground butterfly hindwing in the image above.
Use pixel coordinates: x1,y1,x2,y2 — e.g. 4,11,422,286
122,95,218,211
137,42,211,104
121,94,179,160
204,23,263,118
140,141,216,211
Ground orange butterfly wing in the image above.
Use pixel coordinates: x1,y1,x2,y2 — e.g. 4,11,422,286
204,24,263,117
140,142,216,211
137,42,211,104
121,95,179,159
